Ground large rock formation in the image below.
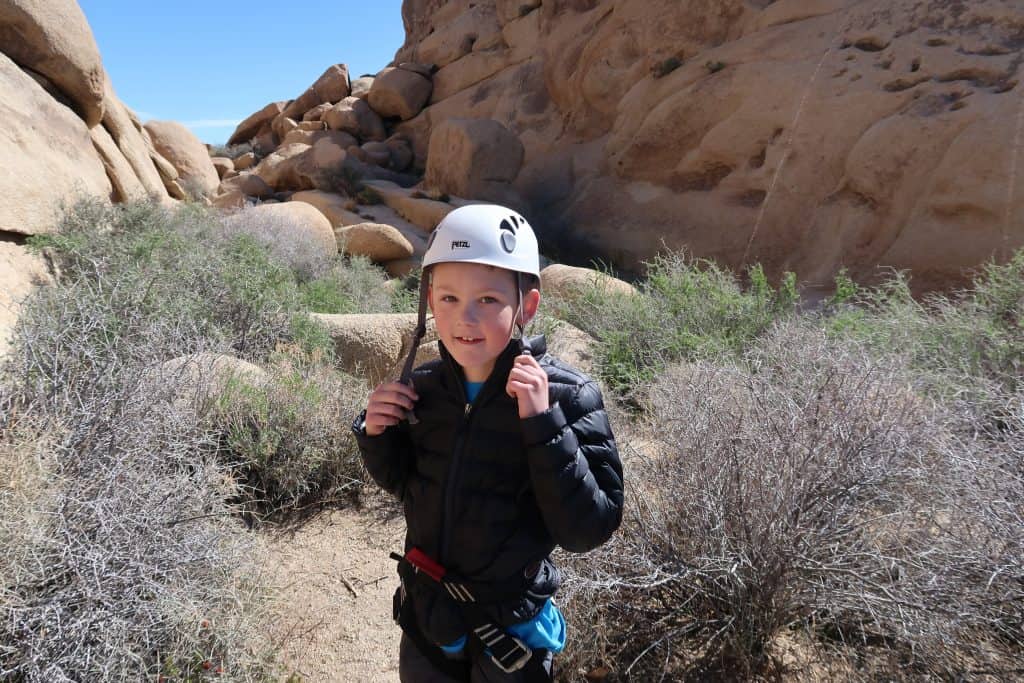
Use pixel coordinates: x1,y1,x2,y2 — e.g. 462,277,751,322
392,0,1024,290
0,0,174,356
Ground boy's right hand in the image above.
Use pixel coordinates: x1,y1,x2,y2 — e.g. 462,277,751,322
364,381,419,436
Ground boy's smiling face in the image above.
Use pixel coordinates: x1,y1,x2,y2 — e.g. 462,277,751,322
428,261,539,383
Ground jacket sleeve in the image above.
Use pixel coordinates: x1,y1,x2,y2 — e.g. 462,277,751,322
520,380,624,552
352,410,414,500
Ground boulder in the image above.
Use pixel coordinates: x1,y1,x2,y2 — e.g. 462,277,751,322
322,96,387,141
281,128,359,150
0,0,106,126
234,152,257,170
227,101,285,146
90,124,146,202
272,114,299,142
309,313,436,386
100,83,170,199
545,320,598,377
350,75,374,99
540,264,637,301
219,172,275,199
361,141,392,167
144,120,220,198
386,137,414,172
251,142,311,190
416,4,502,68
297,120,326,132
362,180,453,231
0,240,52,359
221,202,337,275
302,102,334,122
336,222,415,261
384,257,420,279
0,52,111,235
211,156,234,178
424,118,524,201
353,204,430,248
210,189,250,210
368,66,433,121
290,190,364,227
495,0,541,23
281,64,351,121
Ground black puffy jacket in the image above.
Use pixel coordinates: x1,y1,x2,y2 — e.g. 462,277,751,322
353,335,624,646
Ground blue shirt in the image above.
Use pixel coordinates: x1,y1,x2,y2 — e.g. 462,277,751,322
465,380,485,402
439,599,566,654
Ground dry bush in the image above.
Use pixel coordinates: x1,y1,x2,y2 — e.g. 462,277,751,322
0,378,272,680
211,345,371,522
557,320,1023,681
220,205,333,283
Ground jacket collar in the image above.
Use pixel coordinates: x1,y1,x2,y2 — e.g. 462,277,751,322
437,335,547,402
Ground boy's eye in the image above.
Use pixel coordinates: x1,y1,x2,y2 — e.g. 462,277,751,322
479,296,498,304
440,295,457,302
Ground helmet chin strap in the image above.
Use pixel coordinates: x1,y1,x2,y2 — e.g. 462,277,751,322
511,271,531,356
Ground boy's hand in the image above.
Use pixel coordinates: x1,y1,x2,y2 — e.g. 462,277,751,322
364,381,419,436
506,354,549,418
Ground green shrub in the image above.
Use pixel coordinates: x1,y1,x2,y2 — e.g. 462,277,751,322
213,349,369,520
356,186,383,205
299,256,393,314
651,55,683,78
549,252,798,399
827,255,1024,408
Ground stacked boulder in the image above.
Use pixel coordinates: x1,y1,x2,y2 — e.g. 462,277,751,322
215,59,528,278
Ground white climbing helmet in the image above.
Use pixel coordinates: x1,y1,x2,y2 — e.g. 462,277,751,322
422,204,539,277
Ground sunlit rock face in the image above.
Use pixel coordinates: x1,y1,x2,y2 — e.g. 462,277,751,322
395,0,1024,290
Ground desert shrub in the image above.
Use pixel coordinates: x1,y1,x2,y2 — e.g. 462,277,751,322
356,186,383,205
209,141,254,160
557,320,1023,680
828,255,1024,412
0,357,271,680
299,255,393,314
212,347,369,521
652,55,683,78
25,198,322,364
1,197,383,678
549,253,798,399
316,161,365,197
219,205,334,282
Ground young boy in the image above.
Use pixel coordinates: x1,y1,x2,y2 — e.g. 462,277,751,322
352,204,623,682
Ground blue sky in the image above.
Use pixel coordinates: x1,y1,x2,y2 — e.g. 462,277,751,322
79,1,406,144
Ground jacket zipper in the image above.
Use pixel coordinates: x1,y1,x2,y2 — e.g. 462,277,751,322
438,351,472,566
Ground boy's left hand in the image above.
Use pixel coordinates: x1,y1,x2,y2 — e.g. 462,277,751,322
506,354,549,418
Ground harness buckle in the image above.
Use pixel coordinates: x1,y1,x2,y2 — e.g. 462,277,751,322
473,625,532,673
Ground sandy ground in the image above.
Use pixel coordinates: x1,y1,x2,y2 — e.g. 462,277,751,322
264,498,406,682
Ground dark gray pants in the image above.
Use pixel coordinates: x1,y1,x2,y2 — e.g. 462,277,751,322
398,634,553,683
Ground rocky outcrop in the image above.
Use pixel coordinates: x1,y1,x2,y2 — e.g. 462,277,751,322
0,51,111,234
0,0,172,238
392,0,1024,290
0,0,107,126
424,118,523,204
145,120,220,198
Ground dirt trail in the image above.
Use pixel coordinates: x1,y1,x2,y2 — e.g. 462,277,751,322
264,500,405,682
